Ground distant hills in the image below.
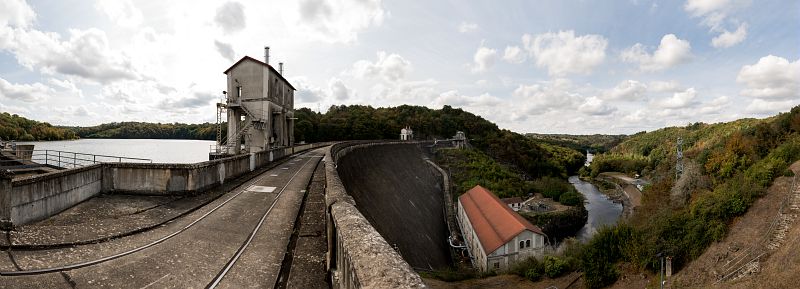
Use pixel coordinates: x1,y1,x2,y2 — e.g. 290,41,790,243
0,112,78,141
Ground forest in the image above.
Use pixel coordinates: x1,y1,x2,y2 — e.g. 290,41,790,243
68,122,219,140
0,112,78,141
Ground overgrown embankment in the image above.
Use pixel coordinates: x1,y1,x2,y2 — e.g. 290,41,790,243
576,105,800,288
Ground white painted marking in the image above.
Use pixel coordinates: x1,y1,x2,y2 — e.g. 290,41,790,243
270,174,279,177
248,185,276,193
282,167,289,170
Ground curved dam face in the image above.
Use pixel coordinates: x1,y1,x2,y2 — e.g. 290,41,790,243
337,143,451,270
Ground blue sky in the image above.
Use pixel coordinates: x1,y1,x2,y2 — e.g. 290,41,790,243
0,0,797,134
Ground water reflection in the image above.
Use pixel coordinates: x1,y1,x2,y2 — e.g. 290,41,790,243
570,175,622,242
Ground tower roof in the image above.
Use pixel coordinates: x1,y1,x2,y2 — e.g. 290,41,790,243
223,56,296,91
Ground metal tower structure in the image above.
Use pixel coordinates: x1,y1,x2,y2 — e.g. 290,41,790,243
676,137,684,179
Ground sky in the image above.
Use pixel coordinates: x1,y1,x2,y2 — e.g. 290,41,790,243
0,0,798,134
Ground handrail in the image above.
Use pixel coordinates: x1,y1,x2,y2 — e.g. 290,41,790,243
5,149,152,169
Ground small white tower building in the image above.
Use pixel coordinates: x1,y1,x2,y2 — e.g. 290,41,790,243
400,126,414,141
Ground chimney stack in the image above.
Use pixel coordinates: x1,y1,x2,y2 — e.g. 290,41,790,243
264,46,270,64
279,62,284,75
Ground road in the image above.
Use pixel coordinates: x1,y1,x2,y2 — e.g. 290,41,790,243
0,148,326,288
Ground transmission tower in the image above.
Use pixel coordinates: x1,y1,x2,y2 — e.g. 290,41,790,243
676,137,684,179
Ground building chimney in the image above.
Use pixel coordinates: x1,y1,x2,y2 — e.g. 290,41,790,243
264,46,270,64
279,62,284,75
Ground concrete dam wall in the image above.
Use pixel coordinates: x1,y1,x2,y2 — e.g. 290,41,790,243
337,143,451,270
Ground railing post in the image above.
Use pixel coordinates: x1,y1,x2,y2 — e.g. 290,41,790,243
0,169,13,230
73,152,77,168
58,151,61,167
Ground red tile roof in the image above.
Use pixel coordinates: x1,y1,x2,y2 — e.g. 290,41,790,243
459,185,544,254
223,56,296,90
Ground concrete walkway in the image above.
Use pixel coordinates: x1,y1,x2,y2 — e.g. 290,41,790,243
0,148,326,288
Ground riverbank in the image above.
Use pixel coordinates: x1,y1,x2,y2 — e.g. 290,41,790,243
581,173,638,220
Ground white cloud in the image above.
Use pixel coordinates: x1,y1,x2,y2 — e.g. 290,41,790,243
736,55,800,100
471,42,497,73
0,0,35,28
684,0,750,48
522,30,607,76
0,77,51,102
351,51,411,82
648,80,683,92
502,46,526,64
621,34,692,72
291,76,326,103
745,99,797,114
214,40,235,61
512,78,581,114
329,77,353,100
698,95,730,114
432,90,501,108
49,78,83,98
290,0,386,43
458,22,478,33
711,22,747,48
579,96,616,115
214,2,246,34
654,87,698,108
96,0,143,28
602,80,647,101
1,27,140,84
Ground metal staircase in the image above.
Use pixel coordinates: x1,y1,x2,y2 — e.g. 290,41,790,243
212,97,262,156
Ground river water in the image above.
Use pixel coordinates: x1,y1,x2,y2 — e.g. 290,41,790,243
19,139,215,164
570,175,622,242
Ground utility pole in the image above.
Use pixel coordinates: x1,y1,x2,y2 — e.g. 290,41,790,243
676,137,684,180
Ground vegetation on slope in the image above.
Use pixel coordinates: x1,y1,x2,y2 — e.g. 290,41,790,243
0,112,78,141
69,122,219,140
578,106,800,288
527,133,627,154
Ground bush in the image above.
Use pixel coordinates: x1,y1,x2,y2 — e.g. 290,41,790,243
525,268,542,281
543,256,568,278
559,191,583,206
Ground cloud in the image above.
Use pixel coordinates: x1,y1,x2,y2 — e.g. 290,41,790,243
0,0,35,28
96,0,143,28
579,96,617,115
654,87,698,108
49,78,83,98
698,95,730,114
684,0,750,48
215,2,246,34
602,80,647,101
329,77,352,100
291,76,326,103
711,22,747,48
351,51,411,82
512,78,581,114
458,22,478,33
163,92,217,109
522,30,607,76
745,99,797,114
214,40,235,61
1,27,140,84
291,0,386,43
432,90,501,108
648,80,683,92
0,77,51,102
471,42,497,73
502,46,526,64
621,34,692,71
736,55,800,100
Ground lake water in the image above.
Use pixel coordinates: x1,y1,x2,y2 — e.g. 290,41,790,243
19,139,215,164
570,175,622,242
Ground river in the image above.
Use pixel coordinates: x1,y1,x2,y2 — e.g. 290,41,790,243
570,175,622,242
19,139,215,164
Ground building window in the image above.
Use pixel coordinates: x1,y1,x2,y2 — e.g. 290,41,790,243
519,241,524,249
526,240,531,248
493,262,500,269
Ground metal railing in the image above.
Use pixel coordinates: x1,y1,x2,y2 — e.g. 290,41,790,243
2,149,152,169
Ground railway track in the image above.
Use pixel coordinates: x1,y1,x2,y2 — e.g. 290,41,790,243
0,149,324,288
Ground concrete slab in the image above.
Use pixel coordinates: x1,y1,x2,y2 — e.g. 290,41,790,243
247,185,276,193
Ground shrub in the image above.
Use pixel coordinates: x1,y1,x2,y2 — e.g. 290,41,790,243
559,191,583,206
525,268,542,282
543,256,568,278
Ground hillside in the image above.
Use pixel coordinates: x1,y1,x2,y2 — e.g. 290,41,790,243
0,112,78,141
579,105,800,288
68,122,219,140
527,133,627,154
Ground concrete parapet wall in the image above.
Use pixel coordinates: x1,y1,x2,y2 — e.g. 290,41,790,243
0,143,332,227
325,141,427,289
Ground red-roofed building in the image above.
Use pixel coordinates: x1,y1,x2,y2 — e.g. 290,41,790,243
457,185,547,271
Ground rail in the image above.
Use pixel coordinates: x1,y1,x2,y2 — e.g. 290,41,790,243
3,149,152,169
